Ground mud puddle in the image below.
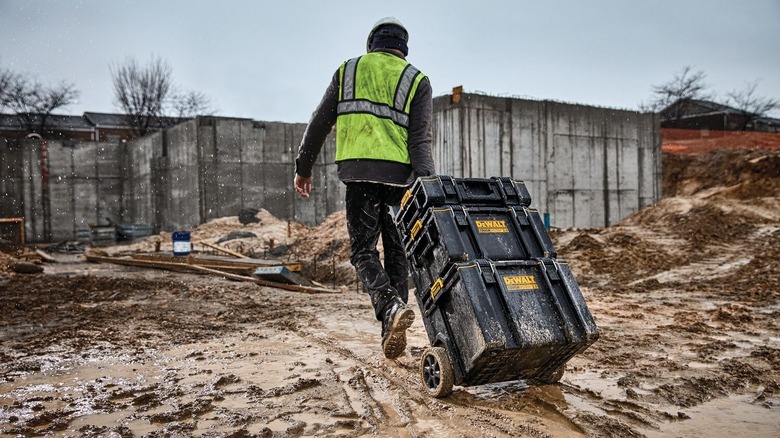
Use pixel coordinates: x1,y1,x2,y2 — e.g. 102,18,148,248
641,394,779,438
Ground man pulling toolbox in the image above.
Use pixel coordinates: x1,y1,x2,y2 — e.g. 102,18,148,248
395,175,599,397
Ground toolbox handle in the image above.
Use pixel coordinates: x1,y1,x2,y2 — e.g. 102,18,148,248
454,179,503,203
422,262,463,316
496,177,533,206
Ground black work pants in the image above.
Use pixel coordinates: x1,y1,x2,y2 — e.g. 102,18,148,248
345,182,409,321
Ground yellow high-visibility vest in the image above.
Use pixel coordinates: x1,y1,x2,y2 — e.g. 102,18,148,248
336,51,426,163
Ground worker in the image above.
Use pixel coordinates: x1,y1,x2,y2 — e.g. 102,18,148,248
294,17,435,359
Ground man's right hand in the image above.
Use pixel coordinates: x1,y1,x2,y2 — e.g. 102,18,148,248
294,174,312,198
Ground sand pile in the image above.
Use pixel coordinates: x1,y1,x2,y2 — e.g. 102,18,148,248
99,209,308,258
557,147,779,295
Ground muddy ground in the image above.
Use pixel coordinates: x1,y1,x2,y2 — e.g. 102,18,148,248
1,147,779,437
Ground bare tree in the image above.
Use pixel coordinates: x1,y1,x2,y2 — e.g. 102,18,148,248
169,89,214,118
111,56,216,136
642,66,712,117
0,67,19,111
0,64,79,136
110,56,174,136
727,80,779,131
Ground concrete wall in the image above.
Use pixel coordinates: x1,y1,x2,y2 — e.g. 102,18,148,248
122,130,162,227
0,139,124,242
1,96,661,242
122,117,344,232
433,94,661,228
0,139,24,219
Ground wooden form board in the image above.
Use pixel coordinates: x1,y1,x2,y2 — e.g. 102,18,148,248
85,254,339,294
130,253,302,273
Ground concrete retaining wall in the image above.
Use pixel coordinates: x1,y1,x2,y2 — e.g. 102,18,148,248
122,117,344,233
433,94,661,228
1,95,661,242
0,139,124,242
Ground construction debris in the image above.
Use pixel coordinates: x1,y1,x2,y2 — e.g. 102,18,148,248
34,249,57,263
0,217,25,244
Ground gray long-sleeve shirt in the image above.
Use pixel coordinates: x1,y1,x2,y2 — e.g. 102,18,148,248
295,51,435,186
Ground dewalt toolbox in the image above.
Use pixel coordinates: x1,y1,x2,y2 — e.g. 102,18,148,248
416,258,599,397
396,175,532,240
395,176,598,397
405,205,556,294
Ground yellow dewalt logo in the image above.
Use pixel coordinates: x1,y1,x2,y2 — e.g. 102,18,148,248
400,190,412,210
475,219,508,233
410,220,423,240
503,275,538,290
430,278,444,300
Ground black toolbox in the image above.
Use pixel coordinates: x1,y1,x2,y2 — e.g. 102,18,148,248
405,205,556,294
396,176,598,398
417,259,599,395
396,175,532,240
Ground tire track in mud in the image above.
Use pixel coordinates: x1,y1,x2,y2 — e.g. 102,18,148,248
284,291,662,437
560,382,674,431
292,316,558,437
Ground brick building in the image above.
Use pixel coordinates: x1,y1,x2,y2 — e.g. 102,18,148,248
0,112,186,142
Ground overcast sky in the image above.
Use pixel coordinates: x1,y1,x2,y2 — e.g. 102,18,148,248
1,0,779,122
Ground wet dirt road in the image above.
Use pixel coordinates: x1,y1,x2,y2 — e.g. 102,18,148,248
1,250,778,437
2,149,780,437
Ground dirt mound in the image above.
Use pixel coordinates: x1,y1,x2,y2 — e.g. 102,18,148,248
663,147,780,197
100,209,308,258
667,203,755,247
289,210,358,287
0,251,15,274
559,147,779,295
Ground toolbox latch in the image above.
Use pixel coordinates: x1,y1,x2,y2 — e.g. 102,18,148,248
540,259,561,281
442,176,458,196
482,270,496,284
514,208,530,226
453,206,469,227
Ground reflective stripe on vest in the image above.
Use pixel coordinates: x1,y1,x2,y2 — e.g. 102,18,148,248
339,57,421,128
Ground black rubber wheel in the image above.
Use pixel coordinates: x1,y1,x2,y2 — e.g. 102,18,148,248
420,346,454,398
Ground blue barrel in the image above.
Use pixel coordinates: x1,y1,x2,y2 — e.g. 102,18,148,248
172,231,191,256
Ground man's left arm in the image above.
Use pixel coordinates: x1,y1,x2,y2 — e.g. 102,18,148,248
295,70,340,197
407,77,435,178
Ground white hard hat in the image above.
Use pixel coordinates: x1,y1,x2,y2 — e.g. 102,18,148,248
366,17,409,52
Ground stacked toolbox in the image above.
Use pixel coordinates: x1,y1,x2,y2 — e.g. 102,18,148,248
394,175,599,397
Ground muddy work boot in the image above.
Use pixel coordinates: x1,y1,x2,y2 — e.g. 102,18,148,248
380,301,415,359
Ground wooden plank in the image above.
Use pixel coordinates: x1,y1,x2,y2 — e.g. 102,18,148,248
189,264,340,294
130,253,302,272
87,254,196,272
35,249,58,263
85,254,340,294
199,240,249,258
129,254,256,274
